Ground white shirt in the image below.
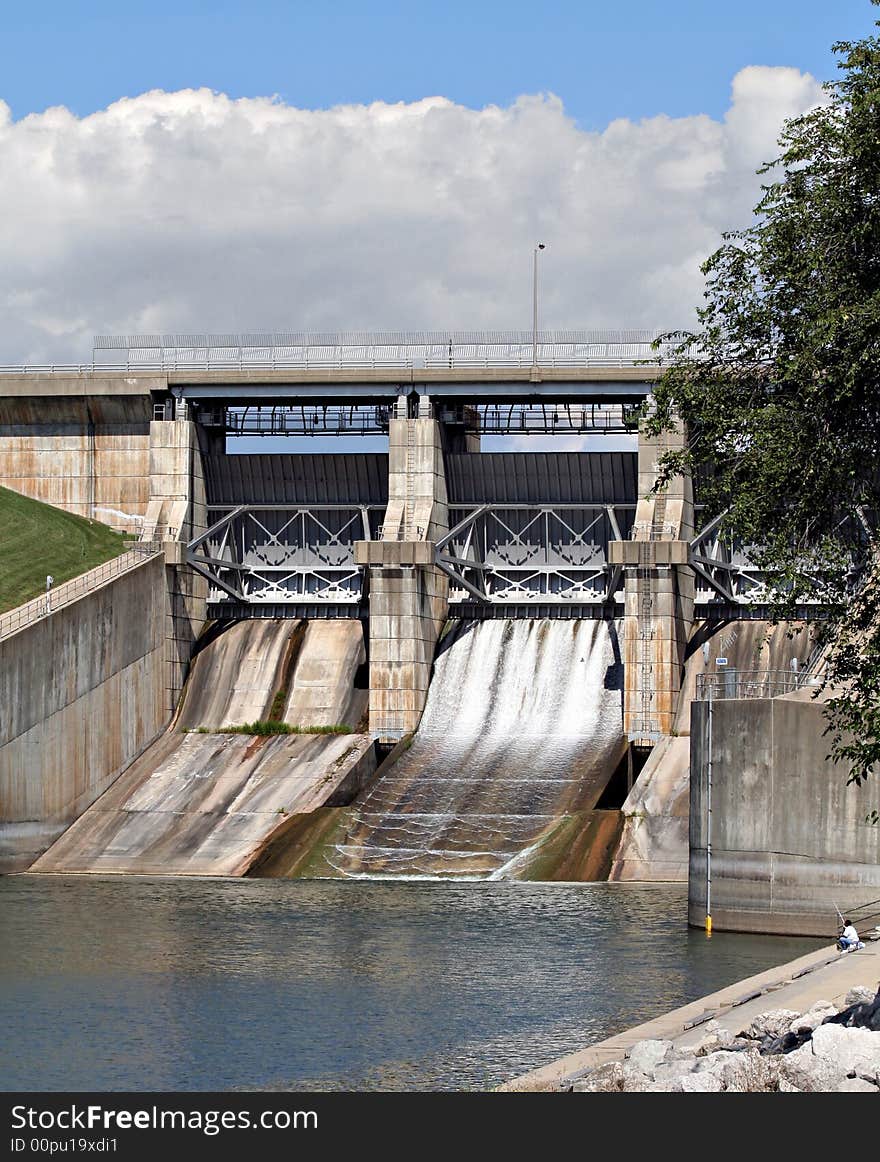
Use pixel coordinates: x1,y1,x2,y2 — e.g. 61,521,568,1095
842,925,859,944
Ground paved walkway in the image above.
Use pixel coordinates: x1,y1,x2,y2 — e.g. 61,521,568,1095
500,939,880,1091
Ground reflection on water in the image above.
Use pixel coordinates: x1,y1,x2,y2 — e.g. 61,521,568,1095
0,876,822,1091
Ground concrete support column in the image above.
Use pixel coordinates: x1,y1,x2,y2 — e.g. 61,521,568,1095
356,412,449,742
611,424,694,744
145,415,208,715
380,413,449,543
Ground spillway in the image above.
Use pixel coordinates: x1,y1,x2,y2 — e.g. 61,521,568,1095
324,619,625,879
32,619,374,876
283,620,367,730
177,619,299,729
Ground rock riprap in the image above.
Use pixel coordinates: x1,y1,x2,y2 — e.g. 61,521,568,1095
568,985,880,1093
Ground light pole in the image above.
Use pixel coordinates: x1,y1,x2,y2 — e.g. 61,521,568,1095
532,242,545,367
706,680,713,935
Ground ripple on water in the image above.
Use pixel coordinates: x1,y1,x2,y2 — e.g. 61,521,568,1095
0,876,824,1091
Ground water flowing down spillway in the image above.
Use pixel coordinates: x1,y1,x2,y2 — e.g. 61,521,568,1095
327,619,625,879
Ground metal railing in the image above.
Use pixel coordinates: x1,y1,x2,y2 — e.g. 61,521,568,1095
88,329,669,368
0,355,665,374
476,403,640,434
0,544,162,641
0,329,685,375
219,401,642,437
695,669,815,701
838,896,880,937
135,525,179,543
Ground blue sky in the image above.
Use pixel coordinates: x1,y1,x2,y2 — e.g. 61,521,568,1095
2,0,876,126
0,1,874,372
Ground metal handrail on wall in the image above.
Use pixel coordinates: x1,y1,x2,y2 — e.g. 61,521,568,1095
695,668,816,701
0,356,663,374
0,544,161,641
838,896,880,936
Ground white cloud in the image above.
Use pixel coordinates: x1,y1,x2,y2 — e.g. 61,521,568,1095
0,69,825,363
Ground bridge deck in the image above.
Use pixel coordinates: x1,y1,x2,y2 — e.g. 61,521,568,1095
0,365,659,405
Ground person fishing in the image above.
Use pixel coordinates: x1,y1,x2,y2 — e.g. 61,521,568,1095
837,919,865,952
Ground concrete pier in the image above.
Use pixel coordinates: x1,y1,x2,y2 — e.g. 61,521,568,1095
610,424,694,744
144,414,208,712
356,410,450,742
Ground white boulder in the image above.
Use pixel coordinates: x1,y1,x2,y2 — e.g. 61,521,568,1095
837,1077,878,1093
740,1010,801,1040
624,1039,672,1078
781,1042,850,1093
693,1022,738,1056
677,1072,724,1092
788,1001,838,1034
809,1023,880,1077
843,986,876,1007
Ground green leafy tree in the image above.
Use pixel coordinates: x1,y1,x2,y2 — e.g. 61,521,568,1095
649,6,880,790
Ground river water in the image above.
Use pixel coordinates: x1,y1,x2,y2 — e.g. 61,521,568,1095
0,876,823,1091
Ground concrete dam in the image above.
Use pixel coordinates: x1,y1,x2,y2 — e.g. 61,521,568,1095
3,332,880,931
31,617,627,881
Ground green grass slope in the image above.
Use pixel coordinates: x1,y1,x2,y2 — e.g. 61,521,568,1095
0,486,127,613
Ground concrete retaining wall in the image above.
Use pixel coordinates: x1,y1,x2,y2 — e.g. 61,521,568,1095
689,691,880,936
0,554,167,871
0,387,155,533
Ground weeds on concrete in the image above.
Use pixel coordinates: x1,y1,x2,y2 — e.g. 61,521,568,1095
194,721,352,736
268,688,288,720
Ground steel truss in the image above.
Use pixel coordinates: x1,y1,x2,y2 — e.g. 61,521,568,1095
689,513,773,605
221,404,392,437
186,502,817,612
209,402,641,437
690,510,867,608
436,504,636,605
187,504,383,605
472,403,640,436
